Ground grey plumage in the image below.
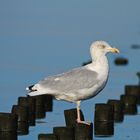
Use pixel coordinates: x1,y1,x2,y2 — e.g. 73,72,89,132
28,67,99,102
39,67,98,93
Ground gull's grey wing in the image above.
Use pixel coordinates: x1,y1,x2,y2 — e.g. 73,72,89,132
38,67,99,93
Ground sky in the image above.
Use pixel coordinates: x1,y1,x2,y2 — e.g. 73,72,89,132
0,0,140,103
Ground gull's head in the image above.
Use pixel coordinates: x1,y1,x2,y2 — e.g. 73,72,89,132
90,41,119,59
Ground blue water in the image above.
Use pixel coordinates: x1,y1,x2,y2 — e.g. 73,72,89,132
0,0,140,139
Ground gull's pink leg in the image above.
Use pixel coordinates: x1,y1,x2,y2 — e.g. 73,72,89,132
76,101,81,123
76,101,90,125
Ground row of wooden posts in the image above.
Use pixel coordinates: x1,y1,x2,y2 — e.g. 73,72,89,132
0,95,53,140
38,85,140,140
0,85,140,140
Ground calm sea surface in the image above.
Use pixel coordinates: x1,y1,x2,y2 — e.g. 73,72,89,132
0,37,140,140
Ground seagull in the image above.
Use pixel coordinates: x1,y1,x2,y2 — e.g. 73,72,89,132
26,41,119,124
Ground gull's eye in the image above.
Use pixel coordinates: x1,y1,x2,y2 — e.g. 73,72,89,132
101,45,106,49
98,45,106,49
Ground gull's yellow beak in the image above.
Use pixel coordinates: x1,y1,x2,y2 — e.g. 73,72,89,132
109,48,120,53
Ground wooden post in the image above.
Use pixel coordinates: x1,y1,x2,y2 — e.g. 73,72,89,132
120,95,137,115
53,126,74,140
74,123,93,140
0,113,18,140
33,95,46,119
43,95,53,112
64,108,84,127
38,134,58,140
11,105,29,135
18,96,36,126
125,85,140,104
94,104,114,136
107,99,124,122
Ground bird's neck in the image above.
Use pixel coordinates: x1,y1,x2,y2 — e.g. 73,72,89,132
93,55,108,66
86,55,109,72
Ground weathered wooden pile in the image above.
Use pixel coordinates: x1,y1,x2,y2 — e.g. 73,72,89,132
0,95,53,140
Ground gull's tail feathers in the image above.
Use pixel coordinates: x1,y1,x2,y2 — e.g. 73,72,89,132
26,84,53,97
27,90,46,96
26,85,35,92
26,84,44,96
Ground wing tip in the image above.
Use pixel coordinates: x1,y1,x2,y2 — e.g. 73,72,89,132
26,84,36,92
